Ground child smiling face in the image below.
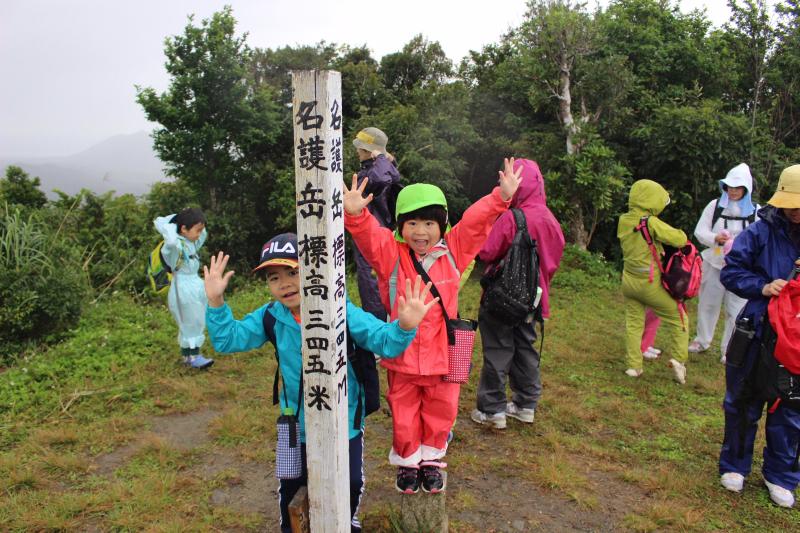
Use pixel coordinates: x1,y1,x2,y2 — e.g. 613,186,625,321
265,265,301,313
401,218,442,256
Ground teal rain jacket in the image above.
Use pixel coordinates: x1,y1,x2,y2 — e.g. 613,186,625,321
206,299,416,441
154,215,208,349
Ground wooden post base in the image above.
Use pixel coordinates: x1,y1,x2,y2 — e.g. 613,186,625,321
288,486,310,533
398,472,448,533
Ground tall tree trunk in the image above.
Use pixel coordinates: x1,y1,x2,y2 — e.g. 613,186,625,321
558,51,588,248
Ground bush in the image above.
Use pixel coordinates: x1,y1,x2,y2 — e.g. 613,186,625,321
551,244,619,292
0,208,89,363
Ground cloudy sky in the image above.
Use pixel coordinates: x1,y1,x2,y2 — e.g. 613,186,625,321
1,0,736,158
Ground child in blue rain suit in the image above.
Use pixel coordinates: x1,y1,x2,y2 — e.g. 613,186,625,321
203,233,438,532
154,208,213,369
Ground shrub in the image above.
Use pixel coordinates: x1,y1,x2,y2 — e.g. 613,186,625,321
551,244,619,292
0,208,89,363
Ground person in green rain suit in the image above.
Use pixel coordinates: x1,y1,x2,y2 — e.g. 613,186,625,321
617,180,689,384
154,208,213,369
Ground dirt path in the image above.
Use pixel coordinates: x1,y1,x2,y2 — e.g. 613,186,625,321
91,408,644,532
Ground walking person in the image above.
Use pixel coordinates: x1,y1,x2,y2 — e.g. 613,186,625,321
690,163,759,362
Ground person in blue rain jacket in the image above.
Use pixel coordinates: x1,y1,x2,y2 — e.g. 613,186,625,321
154,208,213,369
203,233,437,532
718,165,800,508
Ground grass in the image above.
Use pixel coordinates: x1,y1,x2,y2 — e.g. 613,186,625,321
0,254,798,531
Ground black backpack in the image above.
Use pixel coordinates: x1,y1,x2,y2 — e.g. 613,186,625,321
479,209,541,326
262,303,380,430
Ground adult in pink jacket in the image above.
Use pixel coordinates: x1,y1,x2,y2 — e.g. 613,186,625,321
471,159,565,428
343,159,522,494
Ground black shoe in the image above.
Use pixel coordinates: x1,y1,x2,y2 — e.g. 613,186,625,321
395,467,420,494
420,464,445,493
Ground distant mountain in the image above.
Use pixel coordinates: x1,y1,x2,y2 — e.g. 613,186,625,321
0,131,168,197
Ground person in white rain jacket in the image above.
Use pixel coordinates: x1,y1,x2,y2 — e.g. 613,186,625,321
689,163,760,362
154,208,213,369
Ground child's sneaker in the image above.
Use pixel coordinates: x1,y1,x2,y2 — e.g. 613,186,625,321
506,402,535,423
395,466,420,494
420,462,446,493
669,359,686,385
625,368,643,377
184,355,214,369
688,340,707,353
720,472,744,493
470,409,506,429
765,479,795,508
642,346,660,360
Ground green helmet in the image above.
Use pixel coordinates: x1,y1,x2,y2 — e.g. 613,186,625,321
394,183,450,242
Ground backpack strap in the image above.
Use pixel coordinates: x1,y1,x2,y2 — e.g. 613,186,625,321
409,248,457,344
711,199,724,229
263,303,302,415
712,198,757,229
634,216,663,282
389,247,458,311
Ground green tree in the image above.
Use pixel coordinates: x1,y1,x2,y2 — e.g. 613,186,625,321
0,166,47,209
136,7,286,265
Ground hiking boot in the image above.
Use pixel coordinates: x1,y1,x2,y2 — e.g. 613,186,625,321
669,359,686,385
470,409,506,429
720,472,744,493
506,402,535,423
395,466,420,494
184,355,214,369
420,462,446,493
625,368,643,377
765,479,795,508
688,341,707,353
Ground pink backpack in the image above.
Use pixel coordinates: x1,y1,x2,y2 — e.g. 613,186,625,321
635,216,703,323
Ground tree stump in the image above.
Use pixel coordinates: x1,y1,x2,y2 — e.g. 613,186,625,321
397,472,448,533
289,486,311,533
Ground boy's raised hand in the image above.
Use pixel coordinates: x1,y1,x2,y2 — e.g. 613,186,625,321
397,275,439,331
343,173,373,215
498,157,523,201
203,251,235,308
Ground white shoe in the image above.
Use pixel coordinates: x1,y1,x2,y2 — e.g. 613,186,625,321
765,479,795,508
470,409,506,429
669,359,686,385
506,402,535,423
642,347,659,360
625,368,643,377
688,341,707,353
720,354,727,364
720,472,744,492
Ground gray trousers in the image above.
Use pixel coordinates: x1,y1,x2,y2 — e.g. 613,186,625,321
476,308,541,414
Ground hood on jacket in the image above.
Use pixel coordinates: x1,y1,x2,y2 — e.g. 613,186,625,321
627,179,670,216
511,159,546,208
719,163,756,218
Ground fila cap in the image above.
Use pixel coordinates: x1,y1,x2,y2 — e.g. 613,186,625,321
253,233,299,272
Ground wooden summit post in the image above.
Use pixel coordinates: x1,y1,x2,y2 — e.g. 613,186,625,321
291,70,350,532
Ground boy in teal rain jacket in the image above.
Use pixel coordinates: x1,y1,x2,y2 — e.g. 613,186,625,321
203,233,438,533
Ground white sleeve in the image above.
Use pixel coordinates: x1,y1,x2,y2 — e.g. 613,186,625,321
693,200,718,249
